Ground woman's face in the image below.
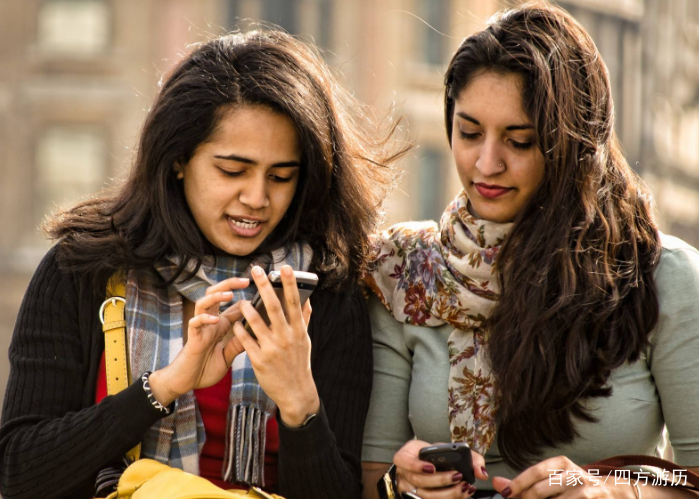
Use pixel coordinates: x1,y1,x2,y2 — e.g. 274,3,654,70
451,71,545,223
178,105,301,256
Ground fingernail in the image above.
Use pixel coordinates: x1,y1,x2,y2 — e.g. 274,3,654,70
452,473,463,482
462,483,469,493
238,277,249,282
251,266,263,277
502,486,512,498
481,466,488,478
222,291,233,296
469,485,478,495
281,265,292,276
422,465,435,474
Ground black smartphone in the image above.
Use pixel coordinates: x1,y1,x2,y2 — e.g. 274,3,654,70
242,270,318,340
419,443,475,484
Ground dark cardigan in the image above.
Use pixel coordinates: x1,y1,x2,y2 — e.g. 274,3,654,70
0,245,372,499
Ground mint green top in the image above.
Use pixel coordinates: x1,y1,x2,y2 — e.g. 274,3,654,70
362,235,699,490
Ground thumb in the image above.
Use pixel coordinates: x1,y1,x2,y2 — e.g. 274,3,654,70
492,477,512,495
471,451,489,482
223,335,245,366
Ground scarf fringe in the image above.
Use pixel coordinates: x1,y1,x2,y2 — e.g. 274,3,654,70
223,404,268,487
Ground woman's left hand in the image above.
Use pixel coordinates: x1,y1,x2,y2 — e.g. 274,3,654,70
232,264,319,427
492,456,636,499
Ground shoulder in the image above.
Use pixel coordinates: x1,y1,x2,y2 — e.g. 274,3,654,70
654,234,699,297
649,234,699,344
369,220,440,255
25,242,101,313
28,243,77,294
309,283,369,336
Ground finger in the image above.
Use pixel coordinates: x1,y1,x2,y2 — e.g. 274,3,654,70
471,451,488,482
194,291,234,315
188,314,220,338
232,320,261,358
205,277,250,295
520,477,568,499
220,301,243,322
250,266,287,330
393,440,435,475
302,299,312,327
279,266,304,327
500,456,574,499
222,334,244,367
492,477,512,496
400,468,466,489
239,299,272,344
399,480,473,499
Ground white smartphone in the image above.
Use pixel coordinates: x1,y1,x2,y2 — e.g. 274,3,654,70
242,270,319,340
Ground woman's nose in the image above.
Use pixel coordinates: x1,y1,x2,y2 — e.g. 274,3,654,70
475,140,506,177
239,176,270,209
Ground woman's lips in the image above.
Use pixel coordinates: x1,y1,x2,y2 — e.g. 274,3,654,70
474,183,513,199
226,216,265,237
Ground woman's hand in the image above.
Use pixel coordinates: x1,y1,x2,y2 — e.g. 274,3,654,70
232,265,319,426
492,456,636,499
149,276,250,405
393,439,487,499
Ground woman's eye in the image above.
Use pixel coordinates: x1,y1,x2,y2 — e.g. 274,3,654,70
511,140,534,150
271,175,294,183
219,169,244,177
458,131,479,140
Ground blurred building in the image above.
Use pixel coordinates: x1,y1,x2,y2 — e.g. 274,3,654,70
1,0,698,403
560,0,699,244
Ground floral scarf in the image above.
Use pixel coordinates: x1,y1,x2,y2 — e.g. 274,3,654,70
364,190,512,454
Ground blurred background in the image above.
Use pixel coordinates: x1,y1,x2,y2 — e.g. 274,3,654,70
1,0,698,403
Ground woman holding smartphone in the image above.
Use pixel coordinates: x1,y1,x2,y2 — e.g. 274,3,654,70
0,30,403,499
362,4,699,499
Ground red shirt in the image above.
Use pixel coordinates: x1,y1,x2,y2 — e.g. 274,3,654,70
95,352,279,491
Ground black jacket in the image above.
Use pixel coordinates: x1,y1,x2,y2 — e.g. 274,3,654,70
0,245,372,499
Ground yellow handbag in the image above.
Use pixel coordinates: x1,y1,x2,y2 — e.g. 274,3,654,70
102,459,282,499
98,275,283,499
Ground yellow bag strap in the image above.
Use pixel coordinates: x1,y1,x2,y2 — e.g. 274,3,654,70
101,273,141,463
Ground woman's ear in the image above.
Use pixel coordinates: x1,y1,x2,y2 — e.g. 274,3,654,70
174,162,184,180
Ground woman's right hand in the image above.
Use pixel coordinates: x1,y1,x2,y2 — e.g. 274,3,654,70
393,440,487,499
148,276,250,405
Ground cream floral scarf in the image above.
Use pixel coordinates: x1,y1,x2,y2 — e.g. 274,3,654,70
364,190,512,454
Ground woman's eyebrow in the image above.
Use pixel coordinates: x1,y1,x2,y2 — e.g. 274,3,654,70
213,153,301,168
456,112,533,131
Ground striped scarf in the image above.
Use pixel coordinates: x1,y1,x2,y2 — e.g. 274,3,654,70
126,242,312,487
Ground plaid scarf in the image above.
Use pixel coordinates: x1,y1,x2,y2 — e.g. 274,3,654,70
364,191,512,455
126,242,312,486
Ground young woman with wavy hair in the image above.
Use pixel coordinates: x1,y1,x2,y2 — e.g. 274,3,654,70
0,30,405,499
362,4,699,499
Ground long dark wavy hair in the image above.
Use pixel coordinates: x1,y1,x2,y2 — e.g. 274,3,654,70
46,30,406,291
444,3,662,468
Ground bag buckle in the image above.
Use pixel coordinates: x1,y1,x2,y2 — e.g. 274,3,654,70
99,297,126,324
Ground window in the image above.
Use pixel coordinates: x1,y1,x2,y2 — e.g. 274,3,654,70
317,0,333,49
37,0,110,55
35,126,107,222
263,0,300,33
420,0,448,66
227,0,241,30
559,2,639,159
417,147,446,221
